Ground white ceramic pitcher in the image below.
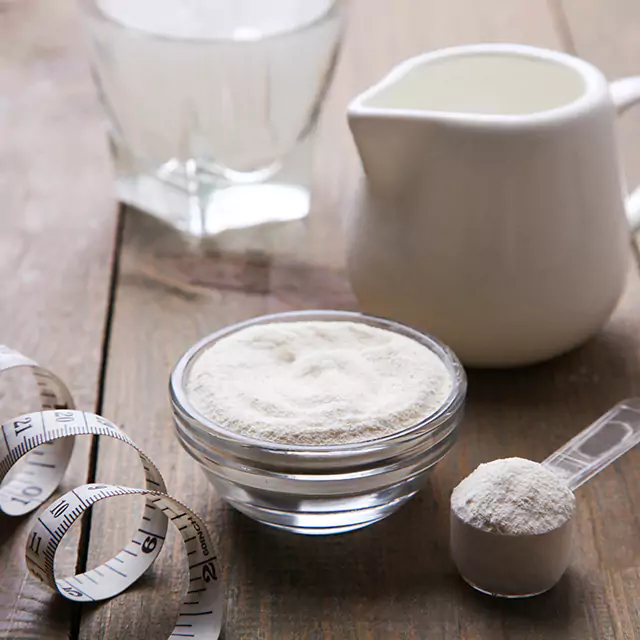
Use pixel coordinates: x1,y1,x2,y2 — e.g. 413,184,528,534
346,43,640,367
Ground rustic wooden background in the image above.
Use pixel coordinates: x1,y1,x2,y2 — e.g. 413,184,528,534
1,0,640,638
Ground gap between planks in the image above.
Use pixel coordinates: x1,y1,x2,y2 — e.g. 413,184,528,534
69,205,127,640
546,0,578,55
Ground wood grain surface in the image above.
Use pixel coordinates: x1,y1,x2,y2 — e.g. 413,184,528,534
0,1,118,639
2,0,640,639
77,0,639,638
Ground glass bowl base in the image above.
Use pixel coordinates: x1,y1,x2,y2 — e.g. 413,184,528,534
225,489,419,535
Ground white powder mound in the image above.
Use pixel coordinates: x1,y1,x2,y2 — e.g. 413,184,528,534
451,457,575,535
186,321,453,445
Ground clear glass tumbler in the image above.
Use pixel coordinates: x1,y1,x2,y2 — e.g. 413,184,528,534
79,0,345,236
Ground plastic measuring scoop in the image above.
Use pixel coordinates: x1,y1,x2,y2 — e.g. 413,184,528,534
450,398,640,599
542,398,640,491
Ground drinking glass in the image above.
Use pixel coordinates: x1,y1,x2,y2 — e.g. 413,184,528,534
79,0,345,236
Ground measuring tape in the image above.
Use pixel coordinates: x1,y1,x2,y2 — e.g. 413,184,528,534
0,345,223,639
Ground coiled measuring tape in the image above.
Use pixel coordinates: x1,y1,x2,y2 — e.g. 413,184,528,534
0,345,223,639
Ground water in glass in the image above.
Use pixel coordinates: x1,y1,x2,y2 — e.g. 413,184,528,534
81,0,344,235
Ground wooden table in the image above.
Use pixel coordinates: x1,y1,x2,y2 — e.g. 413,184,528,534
2,1,640,638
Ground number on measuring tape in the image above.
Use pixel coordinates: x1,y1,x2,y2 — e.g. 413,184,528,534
0,345,224,640
49,499,69,518
142,536,158,554
29,532,42,554
203,561,217,582
61,584,84,598
13,416,33,436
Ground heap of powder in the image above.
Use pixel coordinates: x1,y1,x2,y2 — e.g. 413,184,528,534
451,457,575,535
186,321,453,445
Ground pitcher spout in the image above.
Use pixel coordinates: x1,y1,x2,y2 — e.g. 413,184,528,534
347,53,460,198
347,108,425,198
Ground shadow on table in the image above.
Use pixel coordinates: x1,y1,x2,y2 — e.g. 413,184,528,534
0,513,24,548
458,326,640,470
223,485,583,636
217,327,640,635
458,567,582,624
118,203,356,311
0,513,76,635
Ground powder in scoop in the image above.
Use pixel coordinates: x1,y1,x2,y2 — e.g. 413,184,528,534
186,321,453,445
451,457,575,535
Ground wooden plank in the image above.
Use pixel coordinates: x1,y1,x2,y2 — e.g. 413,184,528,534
546,3,640,637
0,1,118,639
554,0,640,197
79,2,581,639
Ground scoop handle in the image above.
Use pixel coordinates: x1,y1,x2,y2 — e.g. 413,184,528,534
542,399,640,491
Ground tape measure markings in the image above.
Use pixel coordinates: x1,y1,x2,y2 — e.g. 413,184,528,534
0,345,223,639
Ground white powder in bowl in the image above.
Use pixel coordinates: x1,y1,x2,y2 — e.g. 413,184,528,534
451,457,575,534
186,321,453,445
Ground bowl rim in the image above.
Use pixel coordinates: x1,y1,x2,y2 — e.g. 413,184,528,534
169,310,467,455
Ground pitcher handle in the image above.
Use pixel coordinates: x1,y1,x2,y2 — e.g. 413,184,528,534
610,77,640,231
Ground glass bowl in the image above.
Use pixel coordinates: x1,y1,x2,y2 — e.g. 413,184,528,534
170,310,466,535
